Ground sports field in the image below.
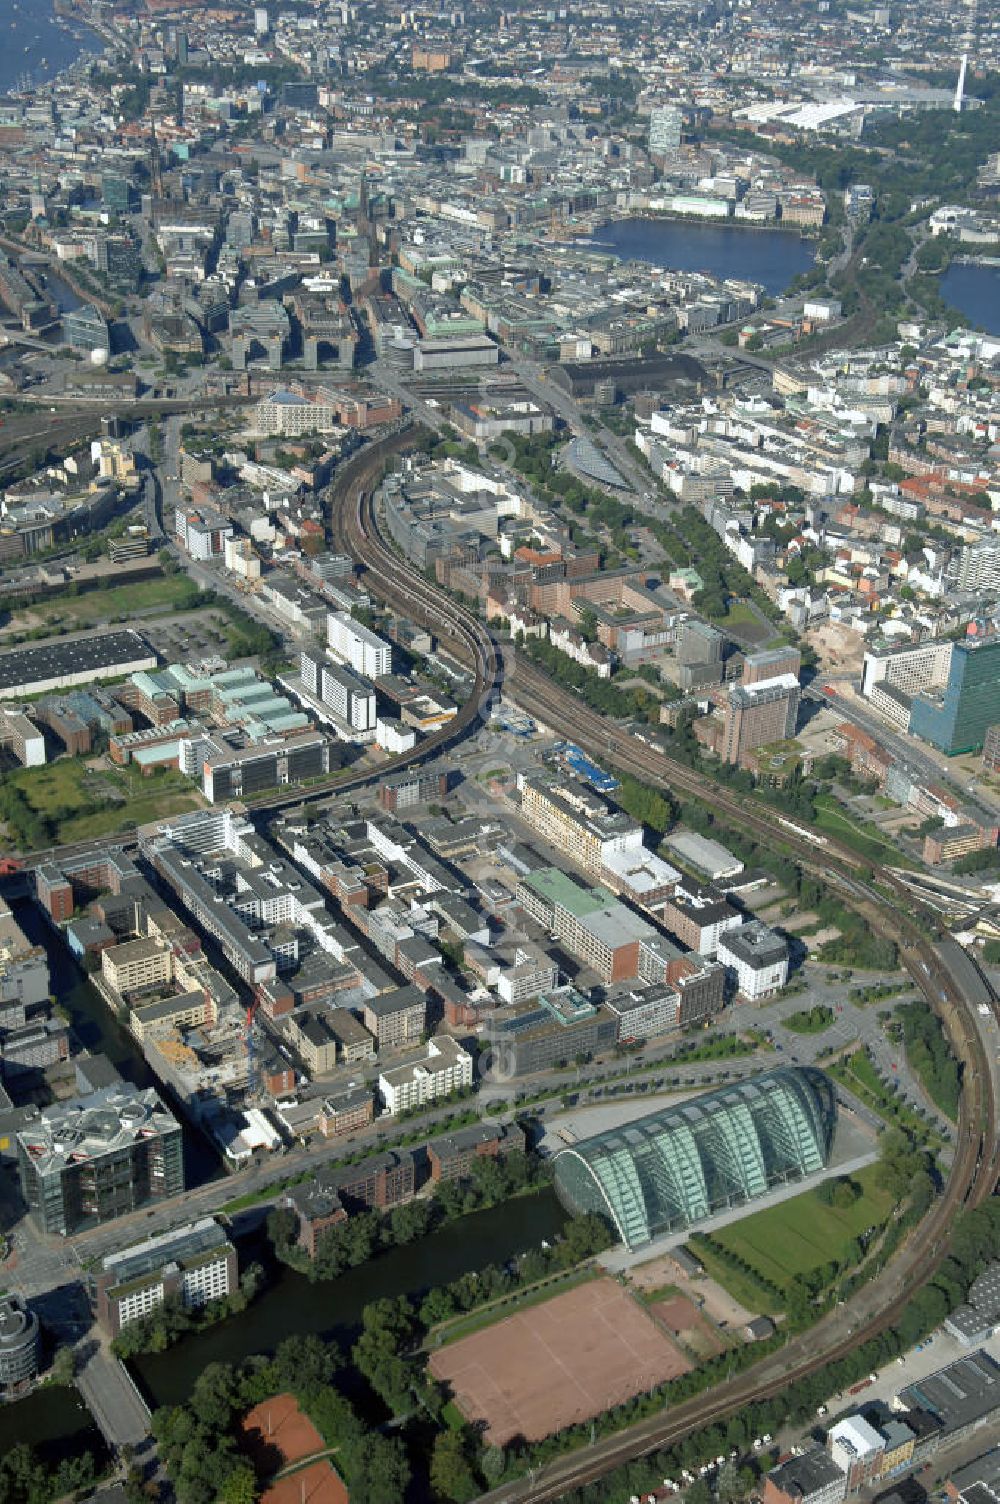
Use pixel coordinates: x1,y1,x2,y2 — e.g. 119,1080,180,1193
429,1277,690,1445
711,1165,892,1290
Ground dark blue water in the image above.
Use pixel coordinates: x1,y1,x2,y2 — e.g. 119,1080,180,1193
592,218,816,296
941,262,1000,336
0,0,101,92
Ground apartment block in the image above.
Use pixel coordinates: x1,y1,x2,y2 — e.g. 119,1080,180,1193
378,1035,473,1114
95,1217,237,1337
327,611,392,678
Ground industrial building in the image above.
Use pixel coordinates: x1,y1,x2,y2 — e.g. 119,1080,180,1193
0,631,156,701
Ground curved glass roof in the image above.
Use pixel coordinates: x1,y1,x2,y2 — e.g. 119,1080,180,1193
554,1067,836,1250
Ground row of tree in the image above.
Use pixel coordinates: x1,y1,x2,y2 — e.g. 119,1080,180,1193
268,1149,549,1280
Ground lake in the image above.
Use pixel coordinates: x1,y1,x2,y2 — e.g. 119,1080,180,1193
941,262,1000,336
591,217,816,296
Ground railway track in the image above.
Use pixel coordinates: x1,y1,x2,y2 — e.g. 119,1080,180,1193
315,430,999,1504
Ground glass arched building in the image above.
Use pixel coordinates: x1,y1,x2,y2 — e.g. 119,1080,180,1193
554,1067,837,1250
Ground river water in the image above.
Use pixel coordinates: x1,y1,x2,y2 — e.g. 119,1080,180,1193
940,262,1000,336
591,217,816,296
0,0,102,93
131,1188,568,1410
0,1383,104,1465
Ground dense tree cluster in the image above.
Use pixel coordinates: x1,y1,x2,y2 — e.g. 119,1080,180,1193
0,1445,98,1504
893,1001,962,1122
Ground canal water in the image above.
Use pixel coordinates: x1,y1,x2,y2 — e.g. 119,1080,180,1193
591,217,816,296
131,1187,568,1410
940,262,1000,336
0,1383,104,1466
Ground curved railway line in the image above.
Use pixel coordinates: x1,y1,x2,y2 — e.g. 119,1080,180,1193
275,431,998,1502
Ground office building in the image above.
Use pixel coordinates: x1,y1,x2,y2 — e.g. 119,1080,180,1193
17,1082,184,1236
517,772,643,879
489,988,619,1076
175,508,233,561
910,634,1000,755
720,674,800,766
201,729,332,803
649,104,683,155
743,646,802,686
378,1035,473,1114
327,612,392,678
62,303,110,354
379,769,450,811
717,921,789,1000
0,1294,39,1388
95,1217,238,1337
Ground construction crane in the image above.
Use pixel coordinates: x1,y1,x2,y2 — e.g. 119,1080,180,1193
245,999,261,1102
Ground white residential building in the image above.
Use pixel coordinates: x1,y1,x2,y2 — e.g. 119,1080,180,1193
327,611,392,678
378,1035,473,1114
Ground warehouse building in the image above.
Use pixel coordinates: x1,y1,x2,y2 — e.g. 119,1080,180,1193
0,631,156,701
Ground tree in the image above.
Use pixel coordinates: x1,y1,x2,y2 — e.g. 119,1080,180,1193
218,1466,257,1504
480,1445,506,1485
429,1431,478,1503
341,1434,410,1504
50,1344,76,1386
687,1478,713,1504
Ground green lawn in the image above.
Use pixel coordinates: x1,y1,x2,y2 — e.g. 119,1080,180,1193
711,1165,893,1291
813,794,915,868
685,1238,784,1314
11,574,201,632
8,758,202,845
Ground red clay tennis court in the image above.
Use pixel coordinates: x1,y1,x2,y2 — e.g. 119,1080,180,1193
239,1393,325,1472
261,1462,348,1504
429,1276,691,1445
